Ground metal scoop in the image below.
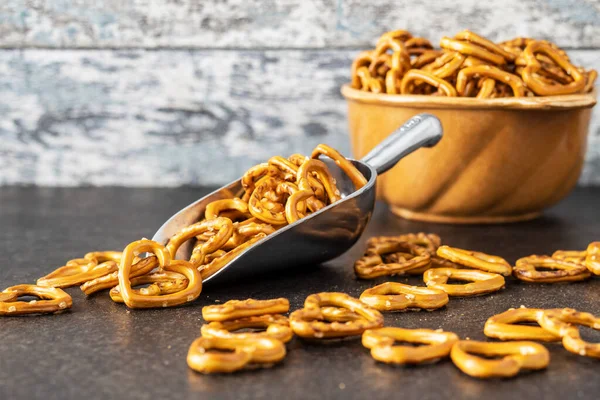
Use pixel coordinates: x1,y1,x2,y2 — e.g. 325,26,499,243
152,114,443,285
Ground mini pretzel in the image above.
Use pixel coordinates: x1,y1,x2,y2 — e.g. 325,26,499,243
454,30,516,62
109,270,189,303
187,336,286,374
440,37,506,65
513,255,591,283
360,282,448,311
401,69,458,96
80,255,158,295
311,144,368,190
167,217,233,266
450,340,550,378
351,51,375,89
539,308,600,358
484,308,561,342
378,29,412,44
362,327,459,365
552,249,586,264
202,298,290,322
356,66,383,93
436,245,512,276
456,66,526,97
297,159,341,203
423,268,505,296
582,69,597,93
201,314,293,343
476,78,496,98
585,242,600,275
205,198,249,220
367,233,449,269
284,187,314,224
521,41,585,95
355,241,431,279
241,163,281,201
37,251,122,288
411,50,444,68
423,51,465,79
373,37,411,73
0,285,72,316
248,177,288,225
198,234,266,280
290,292,383,339
269,157,326,203
117,239,202,308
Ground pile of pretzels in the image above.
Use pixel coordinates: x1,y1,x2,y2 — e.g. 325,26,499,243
351,29,597,97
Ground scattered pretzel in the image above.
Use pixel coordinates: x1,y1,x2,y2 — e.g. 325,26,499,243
436,245,512,276
109,270,189,303
37,251,122,288
450,340,550,378
80,256,158,296
585,242,600,275
0,284,72,316
423,268,505,297
360,282,448,311
290,292,383,339
201,314,293,343
513,255,591,283
484,308,561,342
355,240,431,279
539,308,600,358
202,298,290,322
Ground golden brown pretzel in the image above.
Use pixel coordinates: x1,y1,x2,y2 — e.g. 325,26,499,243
109,270,189,303
187,336,286,374
356,66,383,93
436,245,512,276
201,314,293,343
456,65,526,97
450,340,550,378
355,241,431,279
539,308,600,358
454,30,516,62
585,242,600,275
290,292,383,339
401,69,458,96
311,144,368,190
0,284,72,316
521,41,585,95
202,298,290,322
362,327,459,365
248,177,288,225
359,282,448,311
351,51,375,89
552,249,587,264
484,308,561,342
205,198,249,220
424,51,466,79
440,37,506,65
37,251,122,288
199,234,266,280
423,268,505,296
582,69,597,93
80,256,158,295
296,159,341,203
167,218,234,266
513,255,591,283
411,50,444,68
117,239,202,308
241,163,282,202
476,78,496,98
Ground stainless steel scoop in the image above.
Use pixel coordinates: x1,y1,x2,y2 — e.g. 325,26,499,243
152,114,443,285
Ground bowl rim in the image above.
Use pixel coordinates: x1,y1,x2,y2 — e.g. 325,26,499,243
341,84,597,110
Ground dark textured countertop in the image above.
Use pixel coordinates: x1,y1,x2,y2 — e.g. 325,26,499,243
1,187,599,400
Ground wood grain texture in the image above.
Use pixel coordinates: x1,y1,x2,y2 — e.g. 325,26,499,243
0,48,598,186
1,0,599,49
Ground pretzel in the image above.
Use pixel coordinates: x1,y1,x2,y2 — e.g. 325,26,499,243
423,51,465,79
319,306,363,322
356,66,383,93
205,198,249,220
484,308,561,342
117,239,202,308
290,292,383,339
311,144,368,190
454,30,516,62
411,50,444,68
284,186,314,224
248,177,288,225
401,69,458,96
436,245,512,276
539,308,600,358
373,37,411,73
201,314,293,343
585,242,600,275
109,270,189,303
405,37,433,55
476,78,496,98
167,217,233,266
552,249,586,264
360,282,449,311
198,234,266,280
241,163,282,201
355,241,431,279
351,51,375,89
513,255,591,283
0,285,72,316
377,29,413,44
423,268,505,296
187,336,286,374
80,255,158,295
288,153,307,166
362,327,459,364
521,41,585,95
450,340,550,378
456,65,526,97
202,298,290,322
37,251,122,288
440,37,506,65
582,69,597,93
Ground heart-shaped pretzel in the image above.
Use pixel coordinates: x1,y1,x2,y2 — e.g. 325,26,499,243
513,255,591,283
362,327,459,365
202,298,290,322
1,284,72,316
423,268,505,296
355,241,431,279
539,308,600,358
360,282,448,311
289,292,383,339
436,245,512,276
450,340,550,378
37,251,122,288
80,256,158,295
109,270,189,303
117,239,202,309
248,177,288,225
484,308,561,342
201,314,293,343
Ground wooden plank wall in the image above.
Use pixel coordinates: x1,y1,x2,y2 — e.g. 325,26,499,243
0,0,598,186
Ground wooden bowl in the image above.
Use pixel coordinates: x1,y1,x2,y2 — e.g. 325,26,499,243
342,85,596,224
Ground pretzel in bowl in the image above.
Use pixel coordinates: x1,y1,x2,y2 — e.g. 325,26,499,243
362,327,459,365
513,255,591,283
450,340,550,378
423,268,505,296
290,292,383,339
360,282,449,311
483,308,561,342
538,308,600,358
1,284,72,316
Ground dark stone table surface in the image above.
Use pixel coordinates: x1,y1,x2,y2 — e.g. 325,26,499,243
1,186,599,400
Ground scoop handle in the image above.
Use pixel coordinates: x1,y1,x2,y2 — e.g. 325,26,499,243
360,113,443,175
